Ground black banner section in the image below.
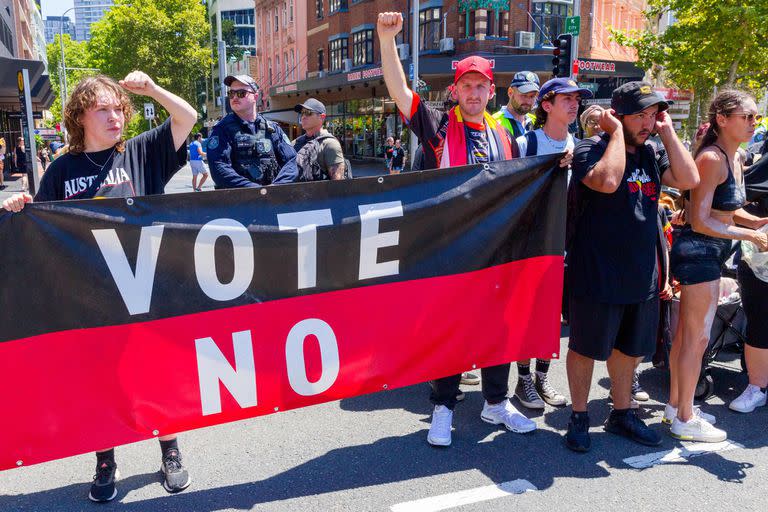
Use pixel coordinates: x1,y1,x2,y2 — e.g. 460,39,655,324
0,155,564,342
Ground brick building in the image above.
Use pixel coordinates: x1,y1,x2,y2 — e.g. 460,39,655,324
266,0,647,158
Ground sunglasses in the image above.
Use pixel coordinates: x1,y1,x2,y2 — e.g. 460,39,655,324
227,89,252,99
299,110,317,117
729,112,762,123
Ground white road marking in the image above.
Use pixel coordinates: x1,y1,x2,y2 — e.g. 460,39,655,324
390,479,538,512
623,440,745,469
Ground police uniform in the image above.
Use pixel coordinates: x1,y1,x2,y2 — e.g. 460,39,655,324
207,112,298,188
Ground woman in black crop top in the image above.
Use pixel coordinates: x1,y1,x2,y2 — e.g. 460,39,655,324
667,90,768,443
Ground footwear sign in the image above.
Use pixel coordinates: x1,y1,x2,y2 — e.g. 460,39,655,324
0,155,565,470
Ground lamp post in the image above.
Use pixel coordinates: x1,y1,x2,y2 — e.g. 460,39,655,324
58,4,113,141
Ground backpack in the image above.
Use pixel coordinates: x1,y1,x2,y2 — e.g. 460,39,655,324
296,134,351,181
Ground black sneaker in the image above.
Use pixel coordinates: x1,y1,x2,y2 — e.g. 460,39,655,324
88,460,119,502
604,409,662,446
161,449,191,493
565,413,591,452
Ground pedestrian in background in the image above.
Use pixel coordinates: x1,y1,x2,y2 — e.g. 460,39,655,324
293,98,348,181
189,132,209,191
384,136,394,172
580,105,605,138
390,139,405,174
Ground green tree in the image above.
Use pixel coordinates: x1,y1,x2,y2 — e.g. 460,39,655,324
611,0,768,133
46,34,97,122
88,0,212,133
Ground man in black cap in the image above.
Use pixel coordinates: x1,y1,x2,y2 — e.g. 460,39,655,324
293,98,347,181
563,81,699,452
207,74,297,188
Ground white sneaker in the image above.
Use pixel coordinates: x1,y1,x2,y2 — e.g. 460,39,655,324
427,405,453,447
670,415,727,443
662,404,716,425
480,400,536,433
729,384,767,413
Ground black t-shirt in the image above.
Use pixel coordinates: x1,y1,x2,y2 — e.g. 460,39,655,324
391,147,405,167
16,147,26,167
35,118,186,201
404,93,515,170
566,133,670,304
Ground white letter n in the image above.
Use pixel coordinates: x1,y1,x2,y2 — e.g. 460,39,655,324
195,330,257,416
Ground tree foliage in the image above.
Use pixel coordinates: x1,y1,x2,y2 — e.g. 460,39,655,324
45,34,96,121
88,0,212,125
612,0,768,94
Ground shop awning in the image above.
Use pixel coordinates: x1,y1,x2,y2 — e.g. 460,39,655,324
0,57,54,111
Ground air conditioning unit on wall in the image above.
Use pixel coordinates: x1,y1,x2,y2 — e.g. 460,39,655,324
439,38,454,53
515,31,535,49
397,43,410,60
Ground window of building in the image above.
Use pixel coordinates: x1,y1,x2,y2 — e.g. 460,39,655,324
283,3,287,27
329,37,348,71
419,7,441,51
483,9,509,38
268,58,272,84
532,1,573,46
221,9,254,26
318,48,325,72
329,0,348,13
290,50,295,80
275,56,280,82
235,27,255,47
316,0,324,19
274,9,279,32
1,16,13,56
284,52,289,80
352,29,374,67
289,0,294,22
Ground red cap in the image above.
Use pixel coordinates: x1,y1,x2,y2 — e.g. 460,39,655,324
453,56,494,84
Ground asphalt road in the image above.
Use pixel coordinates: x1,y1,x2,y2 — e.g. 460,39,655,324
1,336,766,512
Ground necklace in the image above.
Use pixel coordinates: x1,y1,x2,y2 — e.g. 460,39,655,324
541,129,568,150
83,147,116,172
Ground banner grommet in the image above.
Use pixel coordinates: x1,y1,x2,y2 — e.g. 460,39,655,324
126,198,134,206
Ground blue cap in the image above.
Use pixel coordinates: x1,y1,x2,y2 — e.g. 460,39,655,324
537,77,594,102
509,71,540,93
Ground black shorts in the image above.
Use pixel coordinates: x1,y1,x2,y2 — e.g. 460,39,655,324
671,227,731,285
738,261,768,349
568,295,660,361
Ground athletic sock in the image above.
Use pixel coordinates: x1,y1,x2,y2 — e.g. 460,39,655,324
96,449,115,465
159,438,179,457
517,363,531,377
535,359,551,374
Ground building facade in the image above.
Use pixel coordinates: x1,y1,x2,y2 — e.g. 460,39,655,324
73,0,113,41
264,0,646,159
253,0,307,116
44,16,76,44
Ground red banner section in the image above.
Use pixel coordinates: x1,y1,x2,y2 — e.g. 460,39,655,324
0,256,562,470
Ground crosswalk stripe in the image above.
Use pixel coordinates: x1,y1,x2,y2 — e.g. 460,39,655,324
390,479,538,512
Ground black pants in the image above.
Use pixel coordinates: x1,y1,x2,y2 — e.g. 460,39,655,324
429,363,511,410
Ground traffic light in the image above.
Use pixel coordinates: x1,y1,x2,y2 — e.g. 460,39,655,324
551,34,573,78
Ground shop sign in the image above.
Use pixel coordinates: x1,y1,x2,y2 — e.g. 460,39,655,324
346,67,383,82
573,59,616,73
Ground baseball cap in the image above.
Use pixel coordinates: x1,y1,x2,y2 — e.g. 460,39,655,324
509,71,540,93
293,98,326,115
611,81,669,116
224,75,259,93
453,56,494,84
537,77,594,101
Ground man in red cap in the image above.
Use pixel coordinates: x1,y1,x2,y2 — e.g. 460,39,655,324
378,12,531,448
378,12,518,172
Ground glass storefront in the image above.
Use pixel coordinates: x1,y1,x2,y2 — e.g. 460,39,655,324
323,98,405,158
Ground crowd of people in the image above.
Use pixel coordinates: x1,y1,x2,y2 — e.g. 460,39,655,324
2,9,767,504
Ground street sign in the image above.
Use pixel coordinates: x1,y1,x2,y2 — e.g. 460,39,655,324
144,103,155,119
565,16,581,36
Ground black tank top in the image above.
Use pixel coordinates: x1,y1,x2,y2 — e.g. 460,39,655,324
686,145,745,211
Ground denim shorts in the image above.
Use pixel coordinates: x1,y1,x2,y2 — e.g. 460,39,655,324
670,226,731,285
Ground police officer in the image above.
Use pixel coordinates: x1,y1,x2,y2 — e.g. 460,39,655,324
208,74,298,188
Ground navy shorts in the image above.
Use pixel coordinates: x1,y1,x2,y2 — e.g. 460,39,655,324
671,227,731,285
568,295,660,361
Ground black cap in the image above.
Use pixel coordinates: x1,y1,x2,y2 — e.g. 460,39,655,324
223,75,259,93
611,81,669,115
294,98,326,115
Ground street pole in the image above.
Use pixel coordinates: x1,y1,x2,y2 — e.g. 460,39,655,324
216,2,227,117
410,0,419,166
572,0,580,79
